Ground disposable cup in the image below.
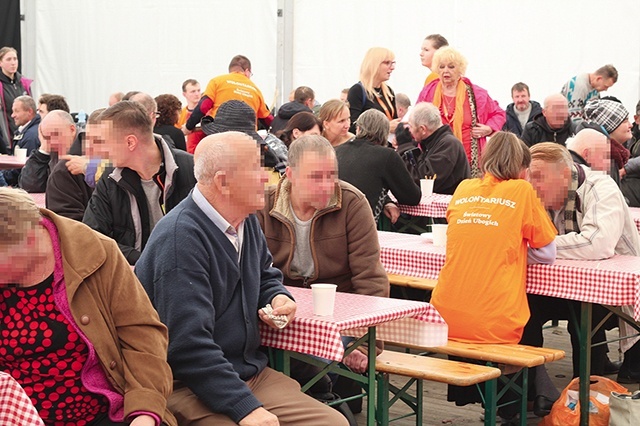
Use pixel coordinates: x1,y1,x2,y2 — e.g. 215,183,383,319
14,147,27,162
420,179,434,198
311,283,337,316
431,224,448,247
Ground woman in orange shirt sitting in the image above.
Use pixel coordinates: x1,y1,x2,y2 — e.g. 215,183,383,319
430,131,557,415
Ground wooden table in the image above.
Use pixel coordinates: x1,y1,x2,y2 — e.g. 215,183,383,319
378,231,640,426
0,155,25,170
260,286,447,425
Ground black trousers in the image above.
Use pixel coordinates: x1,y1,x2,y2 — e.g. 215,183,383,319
521,294,613,377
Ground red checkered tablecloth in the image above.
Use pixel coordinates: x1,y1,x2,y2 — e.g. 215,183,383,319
30,193,46,209
630,207,640,234
378,231,640,320
396,193,452,218
0,372,44,425
260,286,447,362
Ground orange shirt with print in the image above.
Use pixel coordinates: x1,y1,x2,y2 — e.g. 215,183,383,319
202,72,270,120
431,174,556,344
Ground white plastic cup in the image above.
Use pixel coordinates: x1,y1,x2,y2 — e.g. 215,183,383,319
420,179,434,198
14,147,27,162
311,283,337,316
431,224,448,247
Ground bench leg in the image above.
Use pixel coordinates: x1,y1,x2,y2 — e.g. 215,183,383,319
484,378,497,426
519,368,528,426
415,379,423,426
375,372,389,426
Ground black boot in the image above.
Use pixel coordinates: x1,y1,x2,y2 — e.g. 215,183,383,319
618,340,640,384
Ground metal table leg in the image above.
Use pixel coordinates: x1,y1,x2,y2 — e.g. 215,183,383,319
578,302,592,426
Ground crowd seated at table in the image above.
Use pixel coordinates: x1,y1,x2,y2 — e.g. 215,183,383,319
2,38,640,426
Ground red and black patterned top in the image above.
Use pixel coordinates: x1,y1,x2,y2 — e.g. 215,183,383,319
0,275,108,425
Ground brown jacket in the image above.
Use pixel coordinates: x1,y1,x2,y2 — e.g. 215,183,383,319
257,178,389,298
42,210,177,426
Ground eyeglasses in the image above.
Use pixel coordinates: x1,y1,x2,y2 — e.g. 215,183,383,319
381,60,396,67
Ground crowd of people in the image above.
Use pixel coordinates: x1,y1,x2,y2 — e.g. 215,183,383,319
1,32,640,425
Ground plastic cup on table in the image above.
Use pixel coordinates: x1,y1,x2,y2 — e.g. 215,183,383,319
14,147,27,162
431,224,448,247
311,283,337,316
420,179,434,198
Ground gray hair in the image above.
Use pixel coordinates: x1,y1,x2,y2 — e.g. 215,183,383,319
0,187,41,247
288,135,335,168
410,102,442,132
356,109,389,145
130,92,157,116
13,95,36,113
194,132,254,184
45,109,75,126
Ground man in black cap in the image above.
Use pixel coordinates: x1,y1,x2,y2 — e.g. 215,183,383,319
203,99,285,175
581,98,635,186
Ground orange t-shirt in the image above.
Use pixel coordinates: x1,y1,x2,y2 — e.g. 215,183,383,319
431,174,557,344
424,71,439,86
176,106,190,129
202,72,270,119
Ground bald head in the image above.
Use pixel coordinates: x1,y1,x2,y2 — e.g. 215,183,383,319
40,110,77,153
194,132,259,184
542,94,569,129
42,109,75,127
194,131,267,223
570,128,611,172
130,92,157,126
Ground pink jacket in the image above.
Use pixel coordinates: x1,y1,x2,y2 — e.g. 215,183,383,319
417,77,506,152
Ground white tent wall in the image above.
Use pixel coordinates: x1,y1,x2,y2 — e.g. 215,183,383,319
30,0,278,114
26,0,640,117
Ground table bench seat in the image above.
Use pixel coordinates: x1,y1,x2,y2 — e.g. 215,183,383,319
387,274,437,292
375,350,501,425
383,340,565,425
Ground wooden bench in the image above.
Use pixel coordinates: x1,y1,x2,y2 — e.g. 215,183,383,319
387,273,437,292
385,340,565,426
375,350,501,425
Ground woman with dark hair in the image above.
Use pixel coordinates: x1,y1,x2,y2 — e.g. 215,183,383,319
420,34,449,86
276,111,322,148
0,46,33,154
154,94,186,151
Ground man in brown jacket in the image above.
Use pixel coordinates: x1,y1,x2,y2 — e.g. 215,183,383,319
257,135,389,376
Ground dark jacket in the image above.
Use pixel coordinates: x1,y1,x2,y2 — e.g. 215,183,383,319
83,137,196,264
521,112,576,147
503,101,542,136
46,158,94,221
335,138,420,221
154,125,186,151
1,114,40,186
270,101,312,134
347,83,397,133
0,71,32,153
136,196,290,423
413,125,471,195
18,131,84,193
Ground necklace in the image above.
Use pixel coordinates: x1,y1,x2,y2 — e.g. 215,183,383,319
442,95,455,121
